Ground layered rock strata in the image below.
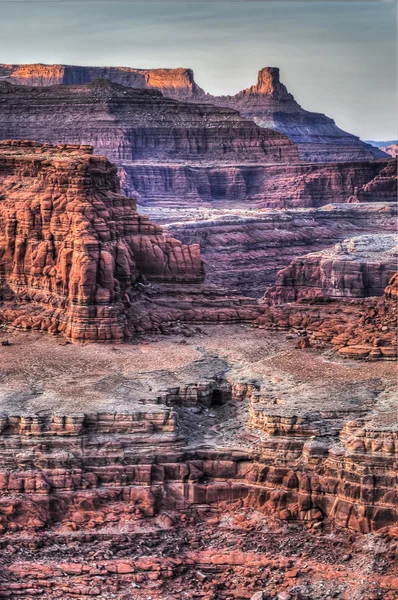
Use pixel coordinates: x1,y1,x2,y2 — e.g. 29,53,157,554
264,234,398,303
0,79,297,165
0,63,388,162
257,237,398,360
159,203,397,296
0,141,263,342
0,325,396,598
0,79,395,211
123,158,395,209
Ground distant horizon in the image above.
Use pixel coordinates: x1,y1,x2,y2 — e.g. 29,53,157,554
0,1,396,140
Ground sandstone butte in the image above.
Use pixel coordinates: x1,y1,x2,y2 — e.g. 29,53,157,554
0,62,389,163
0,140,263,343
0,141,397,599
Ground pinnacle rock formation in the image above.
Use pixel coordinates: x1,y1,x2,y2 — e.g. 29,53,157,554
212,67,388,162
0,63,388,162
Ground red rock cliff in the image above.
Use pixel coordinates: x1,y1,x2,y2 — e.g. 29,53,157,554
0,141,205,342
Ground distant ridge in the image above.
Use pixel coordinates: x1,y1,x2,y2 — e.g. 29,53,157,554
0,62,388,163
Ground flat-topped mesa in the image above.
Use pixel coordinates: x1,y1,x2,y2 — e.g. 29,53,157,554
265,234,398,304
0,63,207,100
0,140,207,342
0,78,298,165
0,62,387,162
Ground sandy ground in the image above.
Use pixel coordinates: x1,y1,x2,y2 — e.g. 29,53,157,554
0,325,395,436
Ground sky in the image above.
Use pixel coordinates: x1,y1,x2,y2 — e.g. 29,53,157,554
0,1,396,140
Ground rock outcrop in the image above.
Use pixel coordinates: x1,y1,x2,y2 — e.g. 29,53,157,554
257,273,397,361
0,141,263,342
0,325,396,598
0,63,388,162
264,234,398,303
348,159,398,203
257,237,397,361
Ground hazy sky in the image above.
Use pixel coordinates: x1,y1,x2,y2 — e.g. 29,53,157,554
0,1,396,140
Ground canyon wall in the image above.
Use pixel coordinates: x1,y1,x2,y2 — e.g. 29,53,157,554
0,79,297,164
123,159,395,209
0,79,394,212
162,204,397,296
0,325,396,598
0,63,388,162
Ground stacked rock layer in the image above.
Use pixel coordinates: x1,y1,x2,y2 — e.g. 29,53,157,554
0,63,388,162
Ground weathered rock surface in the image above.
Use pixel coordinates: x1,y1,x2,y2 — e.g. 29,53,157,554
348,159,398,203
0,325,396,598
0,63,388,162
0,141,264,342
264,234,398,303
158,203,397,296
257,241,397,361
0,78,395,213
0,78,297,165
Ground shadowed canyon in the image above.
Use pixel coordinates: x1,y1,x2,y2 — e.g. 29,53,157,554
0,58,397,600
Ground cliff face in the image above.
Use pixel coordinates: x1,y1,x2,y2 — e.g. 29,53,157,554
265,234,398,303
0,79,395,212
0,63,207,99
0,63,388,162
0,79,296,164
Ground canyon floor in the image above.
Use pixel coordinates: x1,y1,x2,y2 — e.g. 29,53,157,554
0,325,396,600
